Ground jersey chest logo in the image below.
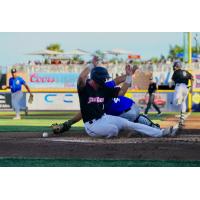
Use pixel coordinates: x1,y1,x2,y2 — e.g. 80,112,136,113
113,98,120,103
88,97,104,104
15,80,20,85
183,71,187,77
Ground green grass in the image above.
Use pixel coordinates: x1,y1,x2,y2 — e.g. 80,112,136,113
0,111,84,132
1,158,200,167
0,111,198,132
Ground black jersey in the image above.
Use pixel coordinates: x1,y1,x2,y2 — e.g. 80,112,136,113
148,82,157,94
78,80,120,123
172,69,192,85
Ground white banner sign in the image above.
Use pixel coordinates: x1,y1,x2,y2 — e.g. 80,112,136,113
27,93,80,110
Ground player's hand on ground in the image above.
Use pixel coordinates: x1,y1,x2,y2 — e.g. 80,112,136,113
2,85,7,90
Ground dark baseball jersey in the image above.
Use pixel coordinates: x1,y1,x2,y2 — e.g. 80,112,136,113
78,80,120,123
148,82,157,94
172,69,192,85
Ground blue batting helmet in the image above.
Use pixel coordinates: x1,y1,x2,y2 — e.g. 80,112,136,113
91,67,110,86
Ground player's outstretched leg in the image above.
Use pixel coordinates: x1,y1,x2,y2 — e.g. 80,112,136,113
107,115,176,137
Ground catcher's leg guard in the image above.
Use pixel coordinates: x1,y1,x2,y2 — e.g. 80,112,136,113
135,114,160,129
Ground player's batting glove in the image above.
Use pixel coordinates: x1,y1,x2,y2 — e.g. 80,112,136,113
28,93,34,104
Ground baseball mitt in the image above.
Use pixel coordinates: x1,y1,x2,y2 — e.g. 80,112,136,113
51,121,71,135
28,94,34,104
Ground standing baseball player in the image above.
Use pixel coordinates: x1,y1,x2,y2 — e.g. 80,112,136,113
2,69,33,119
171,61,194,126
66,57,176,138
144,77,162,116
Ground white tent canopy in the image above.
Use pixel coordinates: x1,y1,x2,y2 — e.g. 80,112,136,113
62,49,91,56
27,50,62,56
105,48,133,56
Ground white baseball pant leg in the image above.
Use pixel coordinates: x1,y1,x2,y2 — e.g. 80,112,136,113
119,104,140,122
11,91,23,115
174,84,189,113
84,114,165,138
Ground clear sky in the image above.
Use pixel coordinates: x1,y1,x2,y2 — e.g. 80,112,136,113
0,32,197,66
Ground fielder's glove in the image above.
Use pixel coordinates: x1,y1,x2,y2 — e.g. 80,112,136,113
51,121,71,135
28,93,34,104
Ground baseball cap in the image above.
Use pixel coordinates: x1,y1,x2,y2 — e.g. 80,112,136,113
173,60,182,70
11,68,17,73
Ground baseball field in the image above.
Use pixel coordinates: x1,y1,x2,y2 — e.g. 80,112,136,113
0,111,200,167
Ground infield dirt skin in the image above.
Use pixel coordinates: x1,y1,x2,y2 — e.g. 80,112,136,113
0,114,199,161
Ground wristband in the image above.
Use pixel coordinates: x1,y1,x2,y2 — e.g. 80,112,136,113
125,75,132,84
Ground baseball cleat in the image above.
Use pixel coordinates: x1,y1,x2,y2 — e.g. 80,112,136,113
157,112,162,117
178,121,185,128
13,116,21,120
169,126,177,136
162,126,177,137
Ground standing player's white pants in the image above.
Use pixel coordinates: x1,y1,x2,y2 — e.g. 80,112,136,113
174,83,189,113
11,91,23,114
84,114,165,138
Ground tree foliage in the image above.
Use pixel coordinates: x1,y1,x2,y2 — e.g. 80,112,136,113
46,43,64,52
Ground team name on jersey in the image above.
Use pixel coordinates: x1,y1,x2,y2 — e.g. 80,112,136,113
88,97,104,104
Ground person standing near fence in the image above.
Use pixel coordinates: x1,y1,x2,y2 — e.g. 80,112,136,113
2,69,33,119
144,77,162,116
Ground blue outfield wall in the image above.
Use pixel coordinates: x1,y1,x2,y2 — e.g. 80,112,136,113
0,91,199,112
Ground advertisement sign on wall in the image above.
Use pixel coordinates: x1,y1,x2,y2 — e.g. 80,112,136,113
194,71,200,89
28,73,79,89
27,92,182,112
0,93,12,110
128,92,181,112
192,92,200,111
27,93,80,110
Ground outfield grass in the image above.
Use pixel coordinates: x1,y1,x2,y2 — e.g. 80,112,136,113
0,158,200,167
0,111,84,132
0,111,199,132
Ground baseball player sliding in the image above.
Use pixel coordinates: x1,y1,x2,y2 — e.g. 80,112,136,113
53,56,176,138
52,73,161,134
2,69,33,119
171,61,194,127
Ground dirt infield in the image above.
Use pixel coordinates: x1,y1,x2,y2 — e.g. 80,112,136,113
0,113,199,161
